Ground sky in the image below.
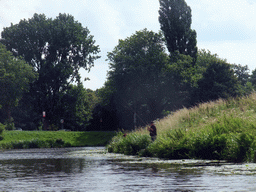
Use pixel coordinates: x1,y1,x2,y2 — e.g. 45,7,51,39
0,0,256,90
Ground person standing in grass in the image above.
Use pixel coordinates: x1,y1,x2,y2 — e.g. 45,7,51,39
148,122,157,141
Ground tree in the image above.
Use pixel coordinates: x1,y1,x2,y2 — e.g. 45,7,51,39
164,53,197,108
106,29,170,129
232,64,250,86
1,13,100,126
0,44,36,124
88,81,119,131
159,0,197,61
192,58,239,103
250,68,256,87
231,64,253,96
60,85,99,131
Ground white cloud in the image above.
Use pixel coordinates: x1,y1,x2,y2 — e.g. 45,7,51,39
198,38,256,70
187,0,256,70
77,0,126,50
97,0,123,38
0,0,41,31
81,56,109,90
131,0,159,27
189,0,256,40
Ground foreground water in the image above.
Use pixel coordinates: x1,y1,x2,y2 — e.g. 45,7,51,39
0,147,256,191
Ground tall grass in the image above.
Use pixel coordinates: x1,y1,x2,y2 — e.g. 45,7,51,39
107,93,256,162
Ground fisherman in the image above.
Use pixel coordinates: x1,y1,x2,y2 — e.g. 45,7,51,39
148,121,157,141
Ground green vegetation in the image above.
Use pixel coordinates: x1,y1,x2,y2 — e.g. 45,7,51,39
1,0,256,134
1,13,100,130
0,131,116,149
0,44,36,124
108,93,256,163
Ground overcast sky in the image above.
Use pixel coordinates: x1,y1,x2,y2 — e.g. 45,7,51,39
1,0,256,90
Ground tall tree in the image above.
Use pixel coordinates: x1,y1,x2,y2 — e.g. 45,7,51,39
1,13,100,126
106,29,170,129
0,44,36,123
159,0,197,61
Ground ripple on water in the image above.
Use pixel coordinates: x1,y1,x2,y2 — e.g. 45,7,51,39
0,147,256,191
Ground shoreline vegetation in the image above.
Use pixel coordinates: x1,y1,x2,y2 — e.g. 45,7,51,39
107,93,256,163
0,131,116,150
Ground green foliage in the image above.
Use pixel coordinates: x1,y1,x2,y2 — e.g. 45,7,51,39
232,64,250,86
108,93,256,163
231,64,253,96
107,132,151,155
38,121,43,131
61,85,99,131
147,129,190,159
0,131,116,149
4,117,15,130
1,13,100,127
250,68,256,88
192,57,239,103
0,123,5,140
0,43,37,123
159,0,197,60
106,29,179,129
165,53,198,91
0,123,5,133
88,82,119,131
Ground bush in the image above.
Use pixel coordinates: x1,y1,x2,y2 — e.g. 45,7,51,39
224,133,255,163
107,132,151,155
188,132,227,160
0,123,5,135
147,129,190,159
5,118,15,130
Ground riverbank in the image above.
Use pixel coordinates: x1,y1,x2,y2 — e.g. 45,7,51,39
107,93,256,163
0,131,116,149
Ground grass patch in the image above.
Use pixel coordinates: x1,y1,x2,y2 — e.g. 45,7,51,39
107,93,256,163
0,131,116,150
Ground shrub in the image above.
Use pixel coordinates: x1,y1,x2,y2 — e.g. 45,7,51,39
147,129,190,159
0,123,5,135
188,132,228,160
224,133,255,162
107,132,151,155
5,118,15,130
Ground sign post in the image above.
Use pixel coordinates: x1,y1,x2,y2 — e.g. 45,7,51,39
42,111,46,130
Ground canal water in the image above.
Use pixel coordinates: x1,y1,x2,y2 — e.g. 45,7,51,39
0,147,256,191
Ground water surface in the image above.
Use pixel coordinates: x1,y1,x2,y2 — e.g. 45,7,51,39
0,147,256,191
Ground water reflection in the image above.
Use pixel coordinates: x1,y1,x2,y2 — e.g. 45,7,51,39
0,147,256,191
0,158,85,178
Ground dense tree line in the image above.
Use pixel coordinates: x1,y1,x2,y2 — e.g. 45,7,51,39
95,0,255,130
0,13,100,130
1,0,256,131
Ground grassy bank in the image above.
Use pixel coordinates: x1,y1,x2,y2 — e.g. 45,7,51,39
0,131,116,149
107,93,256,163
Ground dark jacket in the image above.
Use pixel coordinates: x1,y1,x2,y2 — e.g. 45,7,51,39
149,124,157,136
